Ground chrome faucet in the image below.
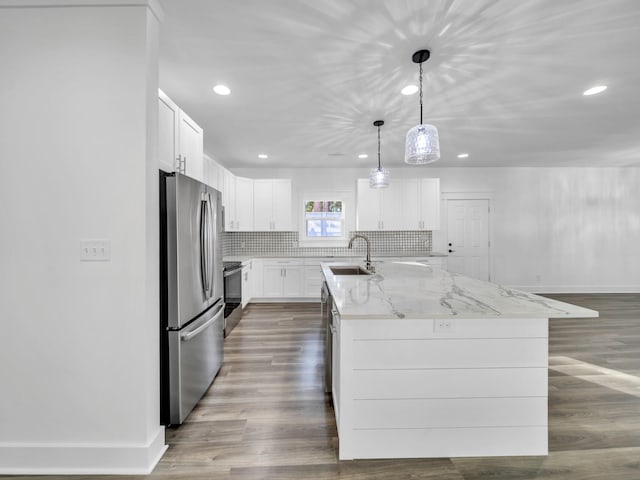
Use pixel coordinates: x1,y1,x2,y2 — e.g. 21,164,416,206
348,234,374,272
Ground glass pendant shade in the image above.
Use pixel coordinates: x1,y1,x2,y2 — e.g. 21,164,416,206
369,166,390,188
405,123,440,164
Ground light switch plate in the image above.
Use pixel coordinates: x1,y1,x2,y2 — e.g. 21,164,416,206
80,239,111,261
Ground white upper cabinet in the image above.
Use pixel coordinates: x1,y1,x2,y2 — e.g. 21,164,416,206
356,180,411,230
178,109,204,181
234,176,254,231
158,90,179,173
223,173,254,231
222,168,236,231
203,154,223,192
356,178,440,230
158,89,204,182
419,178,441,230
253,179,292,231
356,179,382,230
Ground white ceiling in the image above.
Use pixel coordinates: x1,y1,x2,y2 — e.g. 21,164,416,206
158,0,640,169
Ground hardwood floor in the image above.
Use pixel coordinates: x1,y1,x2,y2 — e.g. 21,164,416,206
3,294,639,479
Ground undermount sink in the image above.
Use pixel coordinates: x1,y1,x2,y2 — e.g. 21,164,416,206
329,266,372,276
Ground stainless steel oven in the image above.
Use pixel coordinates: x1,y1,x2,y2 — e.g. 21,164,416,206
223,261,243,337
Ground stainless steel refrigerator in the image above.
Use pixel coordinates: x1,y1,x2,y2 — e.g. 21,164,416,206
159,171,224,425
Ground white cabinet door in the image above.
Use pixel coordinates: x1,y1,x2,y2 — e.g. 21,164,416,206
204,155,223,192
304,265,323,298
222,169,236,231
331,311,341,420
357,178,440,231
260,260,304,298
419,178,441,230
272,179,292,230
241,261,252,308
253,179,292,231
252,179,273,231
356,179,383,230
158,89,204,182
250,259,263,297
262,264,284,297
282,265,304,297
234,176,254,231
178,109,204,182
395,179,421,230
380,184,406,230
158,91,179,173
358,179,412,231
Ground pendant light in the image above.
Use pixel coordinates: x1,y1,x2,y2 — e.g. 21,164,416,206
404,49,440,164
369,120,390,188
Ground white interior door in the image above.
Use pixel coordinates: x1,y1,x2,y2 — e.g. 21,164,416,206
446,199,490,281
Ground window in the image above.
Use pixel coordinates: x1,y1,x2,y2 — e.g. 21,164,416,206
305,201,343,238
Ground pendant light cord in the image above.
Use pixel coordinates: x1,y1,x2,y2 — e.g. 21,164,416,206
377,124,381,170
419,61,423,124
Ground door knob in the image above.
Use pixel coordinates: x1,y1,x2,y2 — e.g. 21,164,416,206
448,249,456,253
448,242,452,246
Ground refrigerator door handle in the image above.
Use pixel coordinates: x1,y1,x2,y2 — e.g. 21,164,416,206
181,303,223,342
199,197,209,295
207,194,215,298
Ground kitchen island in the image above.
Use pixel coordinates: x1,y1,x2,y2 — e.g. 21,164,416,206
321,260,598,460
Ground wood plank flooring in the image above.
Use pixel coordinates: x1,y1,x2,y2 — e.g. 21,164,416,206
3,294,640,479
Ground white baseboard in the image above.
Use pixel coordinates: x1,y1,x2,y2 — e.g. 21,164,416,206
510,284,640,294
0,427,167,475
250,297,320,303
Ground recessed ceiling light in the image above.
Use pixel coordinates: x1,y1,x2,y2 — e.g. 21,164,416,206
457,153,469,159
583,85,607,96
401,85,419,95
213,84,231,96
358,154,368,159
258,154,268,159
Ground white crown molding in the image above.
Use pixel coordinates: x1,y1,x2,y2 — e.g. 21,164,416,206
0,0,164,22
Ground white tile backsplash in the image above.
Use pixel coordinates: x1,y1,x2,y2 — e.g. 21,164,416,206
224,231,432,257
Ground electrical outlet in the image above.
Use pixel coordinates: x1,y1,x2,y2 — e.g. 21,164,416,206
80,239,111,261
434,318,455,333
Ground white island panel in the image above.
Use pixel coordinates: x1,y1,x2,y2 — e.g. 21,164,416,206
323,260,597,460
352,367,548,399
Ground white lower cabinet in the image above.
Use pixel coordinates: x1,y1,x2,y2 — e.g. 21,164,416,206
241,260,253,308
303,258,328,298
260,259,304,298
243,257,445,305
331,308,341,424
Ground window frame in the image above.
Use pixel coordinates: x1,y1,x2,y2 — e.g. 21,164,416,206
299,193,351,248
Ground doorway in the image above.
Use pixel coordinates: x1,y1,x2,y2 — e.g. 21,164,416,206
445,199,490,281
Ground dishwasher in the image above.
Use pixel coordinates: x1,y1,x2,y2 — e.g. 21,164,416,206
321,280,333,393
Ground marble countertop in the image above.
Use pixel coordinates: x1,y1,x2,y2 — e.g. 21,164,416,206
322,260,599,320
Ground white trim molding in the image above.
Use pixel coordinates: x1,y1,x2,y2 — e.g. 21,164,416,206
0,427,167,475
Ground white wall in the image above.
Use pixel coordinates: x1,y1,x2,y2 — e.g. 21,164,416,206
0,1,165,473
232,166,640,292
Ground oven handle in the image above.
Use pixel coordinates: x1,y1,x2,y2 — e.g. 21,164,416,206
224,267,242,278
